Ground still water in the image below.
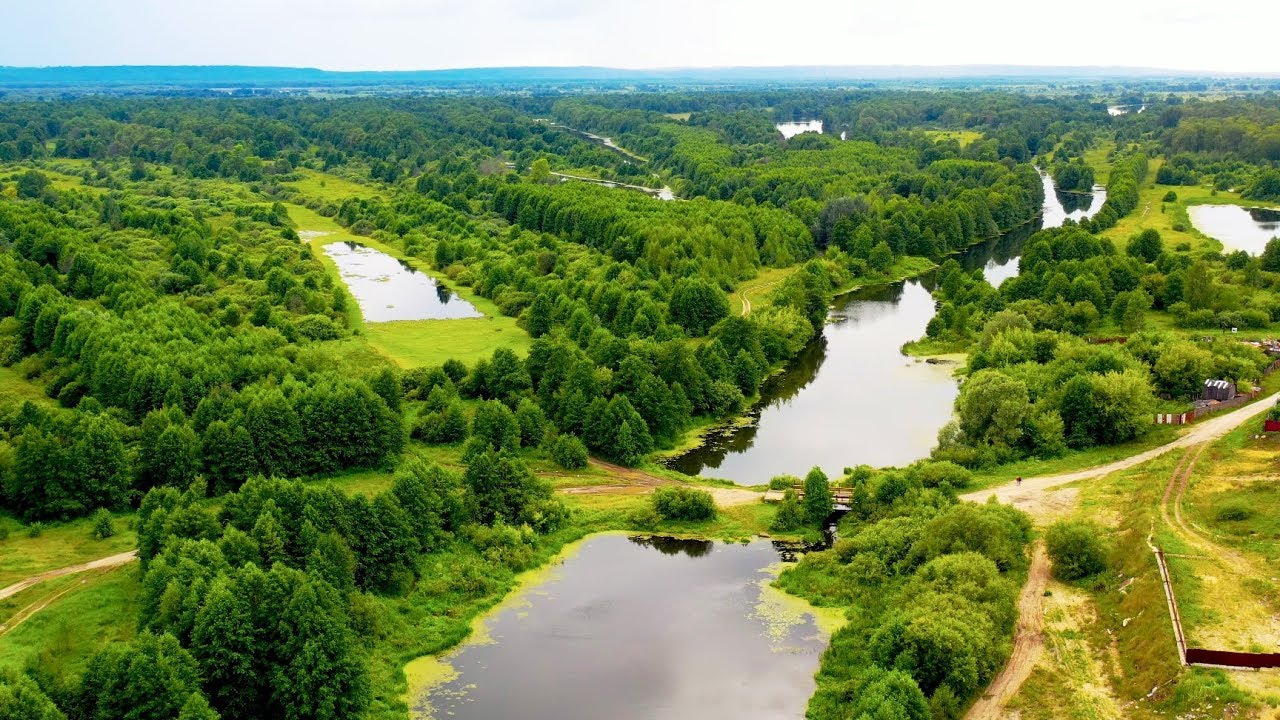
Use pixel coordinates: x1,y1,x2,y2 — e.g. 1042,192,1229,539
1188,205,1280,255
323,242,482,322
413,534,832,720
776,119,823,139
667,170,1104,485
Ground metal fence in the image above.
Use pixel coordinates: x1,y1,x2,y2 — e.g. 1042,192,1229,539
1185,648,1280,669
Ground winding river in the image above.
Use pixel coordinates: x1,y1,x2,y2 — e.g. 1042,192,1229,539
667,168,1102,485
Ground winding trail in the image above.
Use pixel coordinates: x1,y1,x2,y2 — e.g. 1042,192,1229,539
0,550,137,602
965,542,1050,720
736,279,784,317
960,391,1279,716
961,390,1280,512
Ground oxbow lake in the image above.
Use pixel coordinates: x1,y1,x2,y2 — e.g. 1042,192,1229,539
1188,205,1280,255
411,534,833,720
322,241,482,322
775,119,823,139
667,169,1105,485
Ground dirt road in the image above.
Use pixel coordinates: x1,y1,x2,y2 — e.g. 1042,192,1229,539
558,459,760,507
965,542,1050,720
961,390,1280,514
736,279,783,317
0,550,138,602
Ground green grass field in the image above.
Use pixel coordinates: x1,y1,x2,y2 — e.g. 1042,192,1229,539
924,129,983,147
0,567,138,677
284,167,386,203
0,513,137,588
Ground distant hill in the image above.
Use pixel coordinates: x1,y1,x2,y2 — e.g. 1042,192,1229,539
0,64,1273,93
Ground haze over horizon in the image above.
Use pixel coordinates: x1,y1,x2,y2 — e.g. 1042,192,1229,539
6,0,1280,75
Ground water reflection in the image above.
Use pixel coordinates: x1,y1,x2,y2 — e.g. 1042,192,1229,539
1188,205,1280,255
323,241,482,322
416,534,829,720
628,535,715,557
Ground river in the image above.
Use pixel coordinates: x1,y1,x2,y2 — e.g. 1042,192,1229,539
666,169,1102,485
410,534,835,720
1188,204,1280,255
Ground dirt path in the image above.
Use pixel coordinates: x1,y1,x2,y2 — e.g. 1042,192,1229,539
0,550,137,602
736,279,783,317
557,459,760,507
1161,445,1263,584
966,542,1050,720
961,390,1280,517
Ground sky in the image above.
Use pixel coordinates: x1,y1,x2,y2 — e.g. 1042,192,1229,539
4,0,1280,74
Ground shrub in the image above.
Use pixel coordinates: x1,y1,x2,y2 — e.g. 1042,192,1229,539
1045,520,1108,580
549,433,589,470
770,489,804,532
92,508,116,540
1162,190,1178,202
651,486,716,521
769,474,800,490
1214,501,1252,522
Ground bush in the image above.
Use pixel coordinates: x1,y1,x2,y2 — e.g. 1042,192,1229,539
549,433,589,470
92,508,116,540
651,486,716,521
769,474,800,490
1162,190,1178,202
770,489,804,532
1045,520,1108,580
1214,501,1252,522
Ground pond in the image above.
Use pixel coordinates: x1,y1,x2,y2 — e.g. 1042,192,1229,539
410,534,835,720
1188,204,1280,255
776,119,823,139
665,169,1100,485
1107,104,1146,116
323,241,482,322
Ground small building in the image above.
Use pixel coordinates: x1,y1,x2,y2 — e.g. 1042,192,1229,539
1203,379,1236,402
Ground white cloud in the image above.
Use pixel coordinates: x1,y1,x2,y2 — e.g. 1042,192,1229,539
3,0,1278,73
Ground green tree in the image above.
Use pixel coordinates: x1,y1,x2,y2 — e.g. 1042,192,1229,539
957,370,1030,448
549,433,589,470
471,400,521,452
0,668,65,720
191,577,261,719
77,633,209,720
464,451,553,526
669,278,729,336
1125,228,1163,263
802,466,834,525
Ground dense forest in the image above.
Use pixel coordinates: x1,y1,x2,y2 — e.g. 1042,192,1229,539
2,85,1280,720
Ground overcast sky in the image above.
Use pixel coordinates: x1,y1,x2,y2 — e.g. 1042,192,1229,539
5,0,1279,74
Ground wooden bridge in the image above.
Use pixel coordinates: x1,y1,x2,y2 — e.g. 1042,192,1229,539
787,485,853,512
